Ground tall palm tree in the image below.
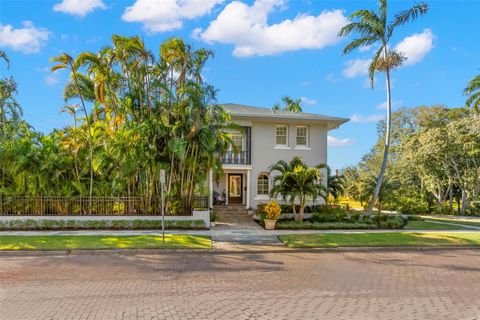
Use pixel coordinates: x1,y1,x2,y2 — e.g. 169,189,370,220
339,0,428,213
51,53,95,212
464,74,480,111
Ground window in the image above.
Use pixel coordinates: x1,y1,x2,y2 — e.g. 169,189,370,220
257,174,269,196
296,126,308,147
230,134,243,153
275,125,288,146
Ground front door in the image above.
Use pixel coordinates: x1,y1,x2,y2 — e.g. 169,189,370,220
228,174,243,204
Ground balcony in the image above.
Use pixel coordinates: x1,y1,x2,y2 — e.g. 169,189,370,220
221,126,251,165
221,150,251,165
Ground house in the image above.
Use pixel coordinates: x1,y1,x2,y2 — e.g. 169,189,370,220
208,103,349,209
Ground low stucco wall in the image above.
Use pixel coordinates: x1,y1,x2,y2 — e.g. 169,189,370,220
0,209,211,229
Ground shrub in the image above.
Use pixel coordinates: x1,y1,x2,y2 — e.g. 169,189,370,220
264,201,281,220
366,214,407,229
0,219,206,230
396,197,429,215
406,214,423,221
276,221,377,230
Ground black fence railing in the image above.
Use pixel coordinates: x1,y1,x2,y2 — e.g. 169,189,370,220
0,196,208,216
221,150,250,165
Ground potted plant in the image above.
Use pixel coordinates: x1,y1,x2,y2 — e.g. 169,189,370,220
263,200,281,230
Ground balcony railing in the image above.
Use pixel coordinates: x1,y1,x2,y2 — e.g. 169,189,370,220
221,150,251,165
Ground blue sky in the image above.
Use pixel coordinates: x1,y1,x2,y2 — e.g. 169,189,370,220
1,0,479,170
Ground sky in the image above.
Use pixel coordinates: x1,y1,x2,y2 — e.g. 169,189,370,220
1,0,479,170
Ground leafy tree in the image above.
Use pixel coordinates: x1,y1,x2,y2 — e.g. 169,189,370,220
339,0,428,213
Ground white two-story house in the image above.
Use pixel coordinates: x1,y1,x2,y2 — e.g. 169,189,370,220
208,103,349,209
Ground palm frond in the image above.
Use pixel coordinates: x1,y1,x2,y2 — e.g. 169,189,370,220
388,2,428,38
342,36,378,55
368,46,384,88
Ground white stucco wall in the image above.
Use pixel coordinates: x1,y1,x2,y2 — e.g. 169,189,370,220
248,119,328,208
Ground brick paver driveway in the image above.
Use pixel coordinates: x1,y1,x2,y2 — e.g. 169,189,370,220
1,250,480,320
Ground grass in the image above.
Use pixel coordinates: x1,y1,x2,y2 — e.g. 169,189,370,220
423,217,480,228
0,235,212,251
404,220,475,230
279,232,480,248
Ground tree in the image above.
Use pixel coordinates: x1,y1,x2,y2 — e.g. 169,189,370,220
464,74,480,111
326,166,345,205
51,53,95,211
269,157,326,222
272,96,302,112
269,157,304,217
339,0,428,213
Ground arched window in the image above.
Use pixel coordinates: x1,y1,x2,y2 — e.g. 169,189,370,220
257,174,270,196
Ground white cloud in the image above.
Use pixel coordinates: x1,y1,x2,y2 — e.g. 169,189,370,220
328,135,353,147
350,113,385,123
0,21,49,54
122,0,223,33
376,99,403,110
53,0,105,17
44,74,59,86
300,96,317,105
197,0,348,57
342,58,369,78
325,73,340,83
395,29,434,66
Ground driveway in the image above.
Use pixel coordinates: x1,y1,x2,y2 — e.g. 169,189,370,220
1,250,479,319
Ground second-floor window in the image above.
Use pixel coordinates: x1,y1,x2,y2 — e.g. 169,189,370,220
230,134,243,153
296,126,308,147
275,125,288,146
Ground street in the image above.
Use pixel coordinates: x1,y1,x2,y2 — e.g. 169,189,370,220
1,250,479,319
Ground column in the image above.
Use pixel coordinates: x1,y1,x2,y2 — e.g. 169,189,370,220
208,168,213,208
246,170,251,209
225,173,229,205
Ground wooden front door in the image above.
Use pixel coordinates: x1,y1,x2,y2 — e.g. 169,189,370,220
228,174,243,204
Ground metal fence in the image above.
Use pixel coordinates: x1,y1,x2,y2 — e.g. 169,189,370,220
0,196,208,216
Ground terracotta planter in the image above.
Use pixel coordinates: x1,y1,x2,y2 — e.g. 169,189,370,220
264,219,277,230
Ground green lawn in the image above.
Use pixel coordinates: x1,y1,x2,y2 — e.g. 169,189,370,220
404,221,474,230
279,232,480,248
0,235,212,251
424,217,480,228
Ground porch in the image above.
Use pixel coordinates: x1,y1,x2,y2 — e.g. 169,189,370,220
209,167,252,209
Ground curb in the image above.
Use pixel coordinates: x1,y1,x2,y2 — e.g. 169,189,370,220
1,245,479,257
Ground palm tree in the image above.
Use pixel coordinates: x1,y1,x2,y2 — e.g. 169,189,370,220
272,96,302,112
339,0,428,213
464,75,480,111
327,167,346,205
269,156,326,222
269,157,304,216
51,53,95,211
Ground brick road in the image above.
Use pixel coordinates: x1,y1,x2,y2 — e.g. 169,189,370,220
1,250,480,320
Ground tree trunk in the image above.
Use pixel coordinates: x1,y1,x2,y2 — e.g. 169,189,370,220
298,198,305,222
367,50,391,214
460,189,468,214
449,177,453,212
